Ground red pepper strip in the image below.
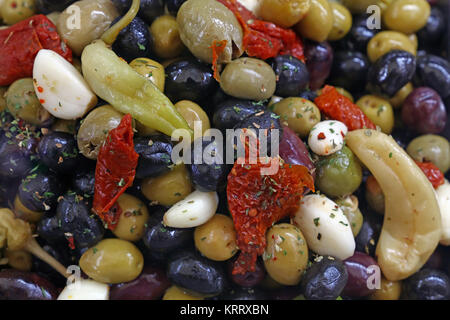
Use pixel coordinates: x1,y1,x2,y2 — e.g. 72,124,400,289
0,14,72,86
227,159,314,275
415,161,445,189
314,85,376,131
93,114,139,230
217,0,305,62
210,40,228,82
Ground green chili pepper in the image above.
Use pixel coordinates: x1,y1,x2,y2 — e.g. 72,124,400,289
102,0,141,45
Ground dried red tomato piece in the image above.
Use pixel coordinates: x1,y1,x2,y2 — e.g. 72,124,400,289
227,158,314,275
415,161,445,189
93,114,139,230
210,40,228,82
314,85,376,131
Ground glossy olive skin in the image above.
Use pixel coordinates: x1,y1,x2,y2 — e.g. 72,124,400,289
407,134,450,173
37,132,79,173
383,0,431,34
356,95,395,134
57,192,104,249
342,252,379,298
415,54,450,99
112,16,153,62
175,100,210,134
355,215,381,257
35,0,76,14
402,87,447,134
72,167,95,196
112,0,164,24
167,250,227,296
259,0,311,29
0,132,36,179
110,266,170,300
227,258,266,288
1,0,36,25
189,138,229,192
329,51,369,93
402,269,450,300
0,269,58,300
129,58,165,92
367,31,417,63
328,2,352,41
315,146,363,198
166,0,187,15
165,59,217,104
294,0,333,42
304,40,334,91
270,55,309,97
417,7,446,49
367,50,417,97
134,135,173,179
18,170,63,212
37,215,64,244
300,256,348,300
149,15,185,59
212,99,266,132
338,14,378,53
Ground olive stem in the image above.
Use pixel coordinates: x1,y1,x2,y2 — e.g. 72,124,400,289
101,0,141,45
24,237,68,278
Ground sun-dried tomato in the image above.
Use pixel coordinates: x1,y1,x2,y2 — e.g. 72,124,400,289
314,85,376,131
217,0,305,61
210,40,228,82
415,161,445,189
93,114,139,230
227,158,314,275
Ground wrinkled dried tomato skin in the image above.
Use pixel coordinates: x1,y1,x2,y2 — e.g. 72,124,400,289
0,15,73,86
93,114,139,230
211,40,228,82
227,160,314,275
314,85,376,131
415,161,445,189
217,0,305,62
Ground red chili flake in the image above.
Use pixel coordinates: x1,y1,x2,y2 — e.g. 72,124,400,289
67,236,75,250
415,161,445,189
210,39,228,82
317,132,326,140
11,1,17,8
37,86,44,93
39,99,45,104
93,114,139,230
314,85,376,131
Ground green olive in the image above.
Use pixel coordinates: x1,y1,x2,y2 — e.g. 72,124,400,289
328,2,352,41
5,78,52,125
339,0,378,13
194,214,237,261
1,0,36,25
51,119,77,134
129,58,165,92
175,100,210,135
77,105,124,160
13,194,43,223
365,175,385,215
263,223,308,285
335,195,363,237
0,87,7,112
272,97,321,138
408,33,418,51
112,194,150,242
177,0,243,64
407,135,450,174
383,0,430,34
356,95,394,134
141,164,192,206
315,146,363,198
367,31,416,62
149,15,185,59
57,0,119,56
5,249,32,271
79,238,144,284
294,0,333,42
389,82,413,109
220,57,276,101
163,286,204,300
259,0,311,28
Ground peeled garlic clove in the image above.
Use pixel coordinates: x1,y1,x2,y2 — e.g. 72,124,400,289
33,49,97,120
57,278,109,300
308,120,348,156
163,190,219,228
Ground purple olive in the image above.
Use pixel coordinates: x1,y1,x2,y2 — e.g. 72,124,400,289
109,266,170,300
304,41,334,91
227,258,265,288
279,126,315,180
0,269,59,300
402,87,447,134
342,251,379,298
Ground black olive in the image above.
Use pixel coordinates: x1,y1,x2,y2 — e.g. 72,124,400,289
213,99,266,132
111,0,132,14
415,54,450,100
219,287,268,300
134,135,173,179
188,137,230,192
355,216,381,257
18,169,63,212
298,90,318,101
300,256,348,300
56,192,104,249
329,51,370,93
112,16,153,63
418,7,446,51
37,132,79,173
37,216,63,243
402,269,450,300
0,132,35,179
112,0,165,24
167,250,227,296
72,168,95,197
336,14,379,53
166,0,188,15
367,50,416,97
270,55,309,97
165,59,218,104
35,0,76,14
